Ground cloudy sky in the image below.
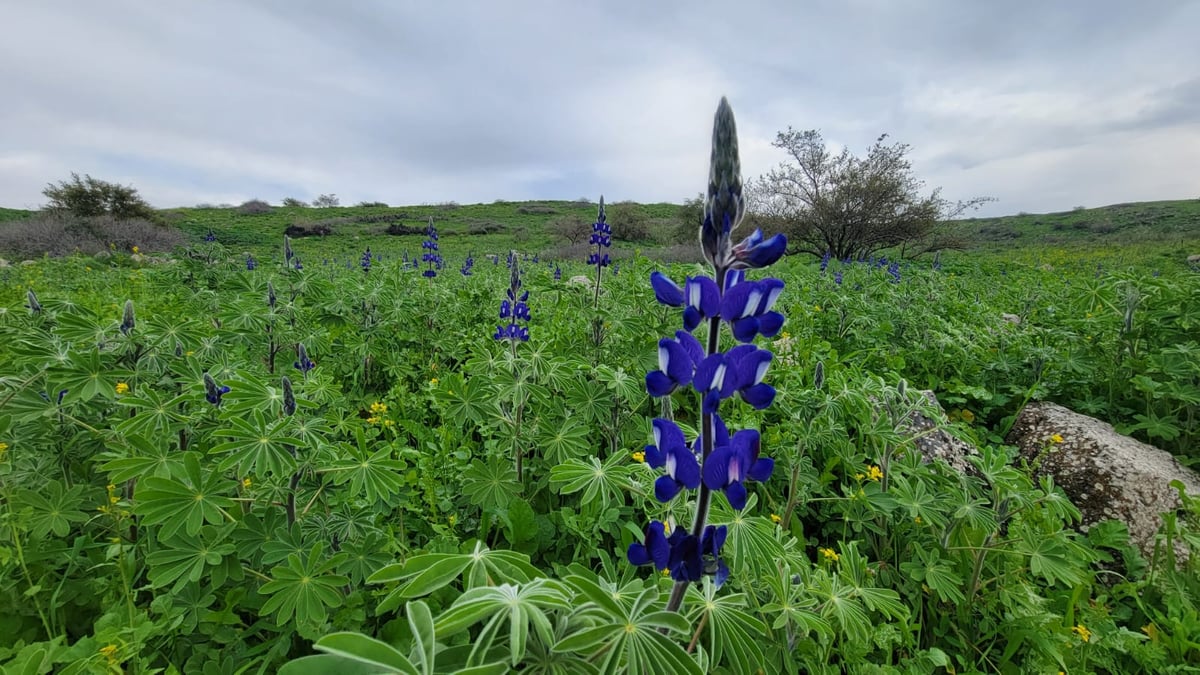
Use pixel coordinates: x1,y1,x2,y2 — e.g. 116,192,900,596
2,1,1197,217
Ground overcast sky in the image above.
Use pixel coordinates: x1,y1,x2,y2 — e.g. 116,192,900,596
2,1,1197,217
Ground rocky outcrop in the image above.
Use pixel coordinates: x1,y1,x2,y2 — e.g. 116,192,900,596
1006,401,1200,559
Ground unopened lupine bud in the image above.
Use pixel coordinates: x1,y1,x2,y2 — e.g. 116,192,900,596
281,376,296,416
120,300,135,335
814,361,825,390
26,289,42,314
268,281,276,310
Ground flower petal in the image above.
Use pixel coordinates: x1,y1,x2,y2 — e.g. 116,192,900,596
654,475,683,502
671,447,702,489
748,457,775,483
650,271,685,307
703,445,734,490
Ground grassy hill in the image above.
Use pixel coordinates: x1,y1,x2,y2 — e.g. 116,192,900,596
954,199,1200,248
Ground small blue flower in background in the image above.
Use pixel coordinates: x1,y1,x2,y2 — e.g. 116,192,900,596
612,263,619,275
422,218,441,278
26,289,42,314
294,342,315,374
284,235,294,265
887,261,901,283
361,247,372,273
461,252,475,276
554,265,561,281
205,229,217,242
834,269,843,285
246,255,257,271
494,257,530,342
119,300,135,336
203,373,230,406
293,258,303,271
820,250,831,273
587,198,612,270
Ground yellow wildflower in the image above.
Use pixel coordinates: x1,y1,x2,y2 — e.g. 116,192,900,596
242,478,252,488
854,472,864,481
115,382,130,395
631,451,645,463
813,305,823,312
99,644,119,665
1050,433,1064,444
383,419,395,428
770,513,782,524
914,516,923,524
369,402,388,415
448,513,457,527
866,465,884,482
185,350,195,357
1072,624,1091,642
366,416,380,425
131,246,139,254
819,547,840,562
960,409,975,423
0,441,8,456
430,378,439,385
1142,623,1158,641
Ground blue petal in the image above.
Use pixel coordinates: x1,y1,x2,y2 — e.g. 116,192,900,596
652,418,686,451
731,317,759,343
654,475,683,502
643,443,665,469
713,559,730,588
692,354,726,394
650,271,685,307
755,278,785,313
646,371,676,397
725,481,748,510
675,331,705,365
682,306,702,332
662,339,695,386
627,542,651,566
671,446,702,489
758,311,785,338
748,457,775,483
741,383,776,409
703,445,734,490
719,280,756,321
702,390,721,415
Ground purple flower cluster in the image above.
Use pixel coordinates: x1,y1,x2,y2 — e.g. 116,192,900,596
494,259,530,342
587,198,611,269
628,98,786,598
422,219,442,278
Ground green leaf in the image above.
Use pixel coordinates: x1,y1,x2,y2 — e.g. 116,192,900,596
309,632,417,675
211,409,301,477
13,479,88,538
407,600,436,675
258,543,349,625
134,452,236,542
461,457,522,511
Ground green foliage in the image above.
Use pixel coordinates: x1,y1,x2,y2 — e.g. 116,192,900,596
41,172,157,221
0,239,1197,672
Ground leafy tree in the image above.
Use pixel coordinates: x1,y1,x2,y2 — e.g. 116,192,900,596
312,193,340,208
751,130,990,259
606,201,651,242
282,197,308,207
42,172,156,221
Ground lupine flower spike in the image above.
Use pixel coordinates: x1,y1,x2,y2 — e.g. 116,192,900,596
26,289,42,314
495,255,530,342
294,343,315,375
203,373,230,406
628,97,786,612
588,197,611,307
119,300,135,335
422,218,441,278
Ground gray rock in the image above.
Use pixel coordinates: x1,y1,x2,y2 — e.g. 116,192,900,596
1005,401,1200,560
902,391,978,475
0,258,9,267
568,275,592,286
1188,253,1200,265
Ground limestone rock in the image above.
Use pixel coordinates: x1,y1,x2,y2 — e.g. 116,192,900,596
903,391,978,475
1188,253,1200,265
1001,313,1021,325
568,275,591,286
1005,401,1200,559
0,258,9,267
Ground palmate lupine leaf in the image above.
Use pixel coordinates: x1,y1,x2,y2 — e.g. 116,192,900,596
371,541,543,613
114,388,187,438
461,457,522,511
134,452,236,542
433,579,572,667
211,409,302,477
99,433,187,482
685,580,766,675
13,479,88,538
432,372,496,428
553,575,700,675
146,524,237,593
258,543,349,625
707,494,786,578
534,417,593,465
320,428,405,503
549,454,638,509
562,376,612,424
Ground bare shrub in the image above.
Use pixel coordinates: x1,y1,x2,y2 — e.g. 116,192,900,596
386,223,425,236
547,214,590,245
466,221,506,235
436,201,461,211
238,199,273,215
0,213,185,257
516,204,558,215
357,201,389,208
283,223,332,237
312,194,340,207
282,197,308,207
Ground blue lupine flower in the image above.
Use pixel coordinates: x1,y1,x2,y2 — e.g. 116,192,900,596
293,258,303,271
650,272,721,333
719,277,785,342
723,344,776,409
702,427,773,510
644,419,702,501
645,330,704,396
587,197,611,268
284,235,294,265
887,261,901,283
834,270,843,285
204,373,230,406
820,250,831,273
422,218,441,278
612,263,619,275
361,247,372,273
205,229,217,242
628,522,728,585
460,252,475,276
246,255,257,271
554,265,561,281
294,343,315,373
494,258,530,342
